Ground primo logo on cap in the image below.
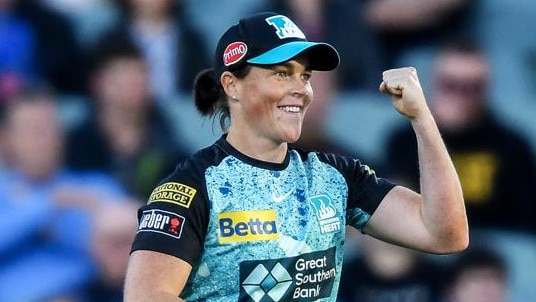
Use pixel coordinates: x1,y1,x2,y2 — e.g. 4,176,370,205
223,41,248,66
265,15,306,39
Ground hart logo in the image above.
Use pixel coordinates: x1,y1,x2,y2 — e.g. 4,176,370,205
265,15,306,39
223,42,248,66
138,209,185,239
309,195,342,234
218,210,279,243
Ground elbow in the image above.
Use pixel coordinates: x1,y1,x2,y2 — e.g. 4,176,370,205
445,232,470,254
432,224,470,255
446,208,470,253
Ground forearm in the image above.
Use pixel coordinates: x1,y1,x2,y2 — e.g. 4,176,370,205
411,110,468,251
124,251,191,302
124,291,185,302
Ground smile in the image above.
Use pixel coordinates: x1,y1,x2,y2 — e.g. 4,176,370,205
278,106,301,113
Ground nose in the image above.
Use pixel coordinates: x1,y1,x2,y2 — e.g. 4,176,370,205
290,76,309,98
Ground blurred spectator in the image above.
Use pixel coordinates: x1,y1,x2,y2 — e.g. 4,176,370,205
269,0,385,91
66,35,191,200
40,0,120,49
182,0,267,50
15,0,85,94
0,0,37,101
77,202,140,302
338,234,441,302
441,247,509,302
0,88,130,301
102,0,210,101
384,39,536,233
0,98,10,170
363,0,475,67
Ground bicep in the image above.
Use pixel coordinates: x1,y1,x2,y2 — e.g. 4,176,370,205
362,186,438,252
124,250,192,301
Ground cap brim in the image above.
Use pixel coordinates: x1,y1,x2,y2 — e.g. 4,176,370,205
247,41,340,71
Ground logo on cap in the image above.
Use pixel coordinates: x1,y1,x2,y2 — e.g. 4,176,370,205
265,15,306,40
223,42,248,66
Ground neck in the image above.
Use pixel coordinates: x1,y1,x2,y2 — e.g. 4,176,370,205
226,131,288,164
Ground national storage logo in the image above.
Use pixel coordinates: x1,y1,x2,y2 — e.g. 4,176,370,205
148,182,197,208
218,210,279,244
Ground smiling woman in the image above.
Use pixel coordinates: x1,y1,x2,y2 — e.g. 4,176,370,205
124,11,468,302
222,58,314,154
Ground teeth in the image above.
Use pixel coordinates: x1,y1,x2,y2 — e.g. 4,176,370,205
279,106,301,113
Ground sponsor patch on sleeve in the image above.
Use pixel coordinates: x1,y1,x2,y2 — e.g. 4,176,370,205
137,209,185,239
147,182,197,208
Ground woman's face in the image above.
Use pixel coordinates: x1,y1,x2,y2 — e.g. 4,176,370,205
230,57,314,144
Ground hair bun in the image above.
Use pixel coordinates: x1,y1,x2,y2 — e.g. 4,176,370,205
193,69,220,116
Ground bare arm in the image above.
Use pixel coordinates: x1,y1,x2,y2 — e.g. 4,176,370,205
124,250,192,302
363,67,468,254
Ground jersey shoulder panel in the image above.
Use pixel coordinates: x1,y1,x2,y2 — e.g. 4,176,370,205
131,139,230,265
295,148,396,229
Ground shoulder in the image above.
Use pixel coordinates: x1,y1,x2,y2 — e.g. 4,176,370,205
159,141,229,184
292,146,365,170
289,147,384,185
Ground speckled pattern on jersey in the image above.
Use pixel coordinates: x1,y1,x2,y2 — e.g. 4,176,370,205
132,136,395,302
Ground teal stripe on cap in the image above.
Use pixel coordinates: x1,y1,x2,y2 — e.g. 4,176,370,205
247,41,339,71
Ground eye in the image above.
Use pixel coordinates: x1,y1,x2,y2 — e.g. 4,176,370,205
301,72,312,81
276,71,289,79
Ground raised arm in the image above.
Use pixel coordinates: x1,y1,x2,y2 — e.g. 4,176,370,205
363,67,469,254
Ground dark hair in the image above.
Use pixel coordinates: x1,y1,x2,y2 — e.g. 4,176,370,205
1,85,56,127
438,37,485,58
193,65,252,131
444,247,507,289
89,33,144,75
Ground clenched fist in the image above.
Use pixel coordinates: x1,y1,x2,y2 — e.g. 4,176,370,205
379,67,429,119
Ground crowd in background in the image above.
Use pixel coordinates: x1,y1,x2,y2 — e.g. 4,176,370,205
0,0,535,301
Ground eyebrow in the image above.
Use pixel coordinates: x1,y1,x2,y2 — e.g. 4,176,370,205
269,61,312,72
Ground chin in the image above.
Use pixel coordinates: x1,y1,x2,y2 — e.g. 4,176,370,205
285,137,300,144
283,131,302,144
277,123,303,144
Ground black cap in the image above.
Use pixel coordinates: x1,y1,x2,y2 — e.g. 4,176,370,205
214,12,340,83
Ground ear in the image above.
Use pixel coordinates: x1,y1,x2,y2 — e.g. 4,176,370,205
220,71,238,100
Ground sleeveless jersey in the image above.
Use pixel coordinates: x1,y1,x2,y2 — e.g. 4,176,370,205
131,136,395,301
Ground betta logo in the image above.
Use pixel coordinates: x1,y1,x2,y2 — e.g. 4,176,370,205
223,42,248,66
218,210,279,244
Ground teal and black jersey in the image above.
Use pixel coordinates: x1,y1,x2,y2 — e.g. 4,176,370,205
132,136,395,301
